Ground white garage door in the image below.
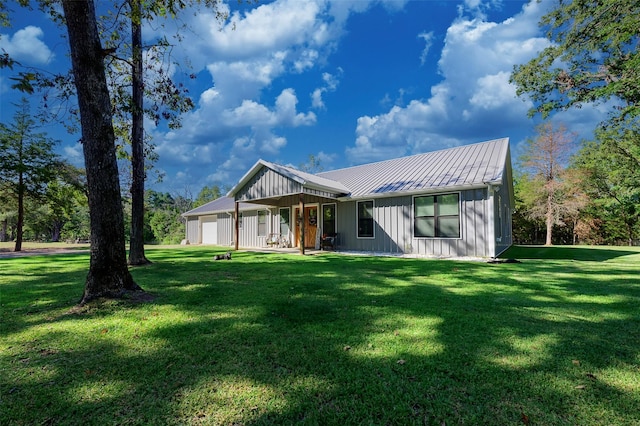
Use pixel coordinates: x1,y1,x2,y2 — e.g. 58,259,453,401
201,218,218,245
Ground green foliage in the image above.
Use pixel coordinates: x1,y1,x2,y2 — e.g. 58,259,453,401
510,0,640,123
142,190,191,244
0,99,60,197
149,209,184,244
512,172,546,244
193,184,223,207
2,247,640,424
572,118,640,245
0,100,88,244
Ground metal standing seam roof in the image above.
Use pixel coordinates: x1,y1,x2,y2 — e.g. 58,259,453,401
187,138,510,215
182,196,269,217
317,137,510,198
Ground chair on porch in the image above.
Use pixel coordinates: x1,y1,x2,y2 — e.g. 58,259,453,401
320,233,339,250
266,233,282,248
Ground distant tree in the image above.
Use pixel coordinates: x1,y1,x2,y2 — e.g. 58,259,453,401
0,179,17,242
0,99,60,251
511,0,640,124
41,164,87,242
299,154,324,173
573,119,640,245
559,167,590,244
144,190,192,244
194,185,223,207
61,0,141,304
518,122,577,245
512,171,546,244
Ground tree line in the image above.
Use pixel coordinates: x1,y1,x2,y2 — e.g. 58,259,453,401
513,121,639,247
0,102,224,247
3,103,638,250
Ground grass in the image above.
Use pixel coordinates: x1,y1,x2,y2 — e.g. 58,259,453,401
1,245,639,425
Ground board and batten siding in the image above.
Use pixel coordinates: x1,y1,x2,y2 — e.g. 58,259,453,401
185,217,199,244
335,188,493,257
217,213,234,246
236,167,302,202
493,183,513,256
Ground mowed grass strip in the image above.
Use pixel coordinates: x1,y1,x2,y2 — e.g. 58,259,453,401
1,245,639,425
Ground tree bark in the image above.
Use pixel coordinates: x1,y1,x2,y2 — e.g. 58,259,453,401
14,168,24,252
0,218,7,242
62,0,141,304
545,191,553,246
128,0,151,266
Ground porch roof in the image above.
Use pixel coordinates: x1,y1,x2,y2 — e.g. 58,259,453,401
182,197,270,217
227,159,351,202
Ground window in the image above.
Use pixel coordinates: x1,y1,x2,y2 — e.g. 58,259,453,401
357,200,374,238
257,211,266,237
322,204,336,235
279,208,290,236
414,193,460,238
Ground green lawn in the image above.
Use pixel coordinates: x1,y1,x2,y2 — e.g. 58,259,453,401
1,246,639,425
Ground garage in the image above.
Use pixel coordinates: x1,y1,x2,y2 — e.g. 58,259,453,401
201,217,218,244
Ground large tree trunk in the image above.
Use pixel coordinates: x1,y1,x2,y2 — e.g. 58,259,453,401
0,218,7,242
51,220,62,242
128,0,151,266
62,0,142,304
545,189,553,245
14,171,24,252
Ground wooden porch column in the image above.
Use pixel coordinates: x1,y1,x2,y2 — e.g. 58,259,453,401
234,201,239,251
299,193,305,255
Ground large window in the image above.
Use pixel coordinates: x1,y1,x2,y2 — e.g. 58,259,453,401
322,204,336,235
257,210,266,236
414,193,460,238
357,200,374,238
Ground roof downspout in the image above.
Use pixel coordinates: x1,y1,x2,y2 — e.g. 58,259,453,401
486,183,497,258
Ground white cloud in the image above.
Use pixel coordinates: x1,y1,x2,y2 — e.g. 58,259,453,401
346,0,570,163
467,71,516,110
0,26,53,65
148,0,412,188
418,31,434,65
311,68,343,109
63,144,83,165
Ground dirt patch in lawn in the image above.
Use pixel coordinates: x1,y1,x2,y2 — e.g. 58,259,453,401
0,248,89,258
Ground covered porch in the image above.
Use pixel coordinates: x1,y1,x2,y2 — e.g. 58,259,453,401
227,160,349,255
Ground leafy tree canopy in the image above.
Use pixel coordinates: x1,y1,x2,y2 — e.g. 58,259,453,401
511,0,640,122
194,184,223,207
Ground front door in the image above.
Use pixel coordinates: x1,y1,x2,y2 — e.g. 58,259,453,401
294,206,318,248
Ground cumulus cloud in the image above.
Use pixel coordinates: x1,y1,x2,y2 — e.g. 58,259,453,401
311,68,343,109
0,26,53,65
346,0,555,163
150,0,391,188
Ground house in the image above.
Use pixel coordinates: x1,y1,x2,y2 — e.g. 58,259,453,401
182,137,514,258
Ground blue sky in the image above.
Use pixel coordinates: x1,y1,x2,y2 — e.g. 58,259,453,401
1,0,612,195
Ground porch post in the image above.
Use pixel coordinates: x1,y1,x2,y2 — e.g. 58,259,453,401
299,193,305,255
234,201,239,251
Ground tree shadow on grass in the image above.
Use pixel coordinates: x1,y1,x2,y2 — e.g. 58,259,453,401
503,245,640,262
1,250,639,424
